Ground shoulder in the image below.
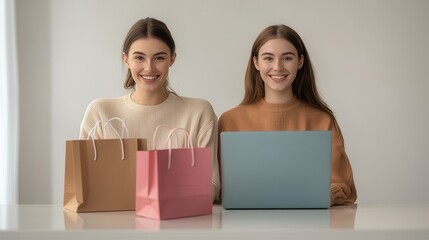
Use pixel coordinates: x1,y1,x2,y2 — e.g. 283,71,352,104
219,106,238,121
82,96,126,121
218,104,254,131
174,95,213,108
172,95,216,115
79,96,128,138
171,95,217,134
220,104,255,120
296,100,342,133
86,96,125,110
88,96,127,106
298,101,333,120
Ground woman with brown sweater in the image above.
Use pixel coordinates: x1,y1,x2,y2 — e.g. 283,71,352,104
218,25,356,206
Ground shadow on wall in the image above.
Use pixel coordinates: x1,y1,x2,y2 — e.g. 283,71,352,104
16,0,52,203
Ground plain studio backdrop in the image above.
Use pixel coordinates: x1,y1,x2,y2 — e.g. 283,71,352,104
15,0,429,204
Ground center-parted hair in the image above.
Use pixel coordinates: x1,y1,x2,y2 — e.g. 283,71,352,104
242,24,334,120
122,17,176,89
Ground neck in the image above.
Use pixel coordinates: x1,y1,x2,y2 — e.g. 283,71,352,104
264,89,294,104
131,89,169,105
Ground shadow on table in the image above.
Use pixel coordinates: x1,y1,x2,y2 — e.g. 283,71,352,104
63,204,356,230
63,208,221,230
219,204,357,230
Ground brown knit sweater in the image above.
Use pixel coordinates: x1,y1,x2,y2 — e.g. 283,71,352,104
218,96,357,206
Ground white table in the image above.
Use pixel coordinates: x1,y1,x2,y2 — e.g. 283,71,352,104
1,204,428,240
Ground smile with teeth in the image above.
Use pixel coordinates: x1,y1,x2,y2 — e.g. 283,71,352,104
269,75,287,80
140,75,160,81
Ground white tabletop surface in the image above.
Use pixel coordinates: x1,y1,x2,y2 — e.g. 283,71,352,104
1,204,428,240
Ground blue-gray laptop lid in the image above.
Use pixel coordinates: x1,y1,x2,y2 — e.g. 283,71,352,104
220,131,332,209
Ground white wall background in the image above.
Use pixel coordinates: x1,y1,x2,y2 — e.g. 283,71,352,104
15,0,429,204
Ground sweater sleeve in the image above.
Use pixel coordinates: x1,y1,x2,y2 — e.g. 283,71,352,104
197,113,221,204
79,100,104,139
330,121,357,206
79,102,98,139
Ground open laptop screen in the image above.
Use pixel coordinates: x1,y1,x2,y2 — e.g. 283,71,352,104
220,131,332,209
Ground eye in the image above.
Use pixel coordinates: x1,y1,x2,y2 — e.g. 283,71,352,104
134,55,144,61
154,56,166,62
263,56,273,61
283,56,294,61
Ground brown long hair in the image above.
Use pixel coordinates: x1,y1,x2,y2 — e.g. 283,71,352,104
242,24,335,120
122,17,176,90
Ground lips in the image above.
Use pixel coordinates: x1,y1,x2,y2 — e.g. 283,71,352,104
140,74,160,83
269,74,287,82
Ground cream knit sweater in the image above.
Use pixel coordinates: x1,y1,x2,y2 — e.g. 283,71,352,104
79,93,220,202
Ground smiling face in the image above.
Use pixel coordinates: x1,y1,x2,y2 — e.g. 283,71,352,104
253,38,304,103
123,37,176,102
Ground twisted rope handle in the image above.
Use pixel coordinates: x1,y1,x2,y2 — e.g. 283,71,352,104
165,127,195,169
86,118,128,160
152,124,179,150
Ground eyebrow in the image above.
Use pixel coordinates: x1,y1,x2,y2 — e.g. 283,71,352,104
260,52,296,57
132,51,168,56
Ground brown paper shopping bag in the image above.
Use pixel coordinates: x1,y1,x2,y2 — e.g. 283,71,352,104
63,118,146,212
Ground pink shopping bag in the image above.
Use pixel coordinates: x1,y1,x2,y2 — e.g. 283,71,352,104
135,126,213,220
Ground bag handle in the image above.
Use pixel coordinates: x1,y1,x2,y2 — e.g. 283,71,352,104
165,127,195,169
152,124,180,150
105,117,130,138
86,118,128,160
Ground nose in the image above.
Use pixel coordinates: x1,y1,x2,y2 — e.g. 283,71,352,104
144,59,154,71
273,58,284,71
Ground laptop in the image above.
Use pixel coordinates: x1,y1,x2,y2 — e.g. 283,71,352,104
220,131,332,209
